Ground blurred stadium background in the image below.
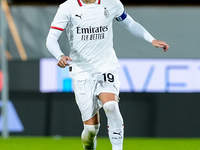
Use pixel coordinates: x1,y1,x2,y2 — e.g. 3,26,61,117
1,0,200,149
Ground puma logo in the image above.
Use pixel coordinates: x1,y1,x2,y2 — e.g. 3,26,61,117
113,131,122,136
112,131,122,139
75,14,82,19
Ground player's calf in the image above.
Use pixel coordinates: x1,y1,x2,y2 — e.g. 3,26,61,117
103,101,124,150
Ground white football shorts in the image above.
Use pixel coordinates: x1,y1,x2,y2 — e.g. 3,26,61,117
72,69,120,121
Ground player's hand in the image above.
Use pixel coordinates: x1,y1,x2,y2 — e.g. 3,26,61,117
57,55,72,68
151,39,169,52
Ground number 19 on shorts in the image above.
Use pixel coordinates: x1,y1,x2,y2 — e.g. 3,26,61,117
103,73,114,82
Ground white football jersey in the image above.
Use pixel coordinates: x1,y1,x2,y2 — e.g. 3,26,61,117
51,0,124,80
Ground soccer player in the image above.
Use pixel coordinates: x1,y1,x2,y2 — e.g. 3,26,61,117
46,0,169,149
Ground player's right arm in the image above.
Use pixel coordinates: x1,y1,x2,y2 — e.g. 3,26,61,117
46,29,64,60
46,3,72,68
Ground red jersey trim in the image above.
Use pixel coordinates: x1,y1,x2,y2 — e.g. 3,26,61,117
77,0,100,6
77,0,82,6
51,26,64,31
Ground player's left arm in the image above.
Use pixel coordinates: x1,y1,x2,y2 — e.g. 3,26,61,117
116,11,169,52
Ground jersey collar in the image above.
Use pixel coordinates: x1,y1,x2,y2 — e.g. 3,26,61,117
77,0,101,6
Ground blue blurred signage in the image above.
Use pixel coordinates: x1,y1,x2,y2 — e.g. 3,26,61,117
0,100,24,132
40,58,200,93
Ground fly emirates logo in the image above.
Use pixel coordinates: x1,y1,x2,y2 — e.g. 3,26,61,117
76,26,108,41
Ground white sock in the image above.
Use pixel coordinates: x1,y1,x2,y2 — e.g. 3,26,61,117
81,124,100,150
103,101,124,150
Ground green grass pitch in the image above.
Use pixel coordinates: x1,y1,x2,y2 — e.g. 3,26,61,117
0,137,200,150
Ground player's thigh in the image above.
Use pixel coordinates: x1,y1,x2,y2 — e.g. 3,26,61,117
96,69,120,104
73,77,102,122
99,93,118,105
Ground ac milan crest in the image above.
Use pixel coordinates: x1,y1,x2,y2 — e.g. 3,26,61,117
104,7,109,18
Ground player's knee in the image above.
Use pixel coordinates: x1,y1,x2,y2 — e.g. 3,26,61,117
87,124,100,135
103,101,118,114
82,124,100,139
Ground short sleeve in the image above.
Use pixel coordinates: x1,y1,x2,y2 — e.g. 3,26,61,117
114,0,125,18
51,3,70,30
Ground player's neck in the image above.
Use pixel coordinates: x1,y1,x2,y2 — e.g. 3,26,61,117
82,0,96,4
